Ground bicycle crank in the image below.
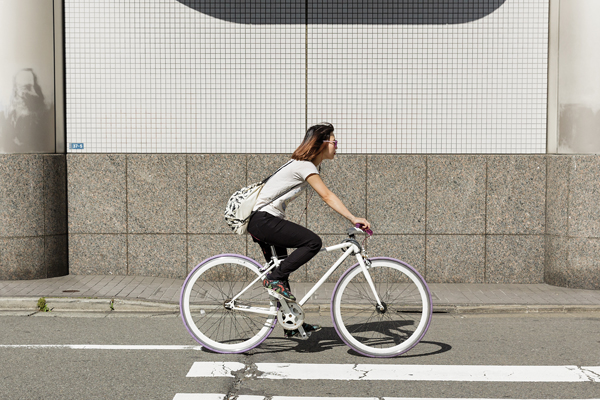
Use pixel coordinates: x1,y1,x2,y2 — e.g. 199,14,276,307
276,300,305,330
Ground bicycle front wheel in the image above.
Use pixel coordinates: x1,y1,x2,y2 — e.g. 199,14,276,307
180,254,277,354
331,257,432,357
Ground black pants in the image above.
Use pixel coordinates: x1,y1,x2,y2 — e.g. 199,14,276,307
247,211,322,280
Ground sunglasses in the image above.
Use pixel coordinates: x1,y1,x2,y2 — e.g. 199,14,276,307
323,140,338,149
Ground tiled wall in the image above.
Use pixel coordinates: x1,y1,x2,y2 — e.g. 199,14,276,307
65,0,548,154
67,154,549,285
0,155,68,279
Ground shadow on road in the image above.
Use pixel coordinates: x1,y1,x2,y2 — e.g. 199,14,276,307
241,326,452,358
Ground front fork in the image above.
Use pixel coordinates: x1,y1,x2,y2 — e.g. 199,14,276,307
355,252,385,312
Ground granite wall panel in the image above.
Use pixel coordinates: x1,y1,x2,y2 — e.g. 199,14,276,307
44,155,67,235
127,155,186,234
367,156,426,234
0,237,45,280
67,154,126,234
568,156,600,238
546,156,569,236
0,155,67,279
427,156,486,235
543,155,600,289
426,235,485,283
45,235,68,278
69,234,127,275
566,237,600,290
0,155,44,237
486,156,546,235
366,234,426,278
544,235,568,287
486,235,544,284
128,234,187,279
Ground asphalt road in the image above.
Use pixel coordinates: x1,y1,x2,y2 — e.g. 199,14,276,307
0,311,599,400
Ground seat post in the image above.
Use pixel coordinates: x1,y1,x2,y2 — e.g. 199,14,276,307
270,245,279,262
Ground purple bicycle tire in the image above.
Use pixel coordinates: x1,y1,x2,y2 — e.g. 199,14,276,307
330,257,433,358
180,253,277,354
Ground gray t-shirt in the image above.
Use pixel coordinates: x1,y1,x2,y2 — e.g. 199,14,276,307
253,160,319,219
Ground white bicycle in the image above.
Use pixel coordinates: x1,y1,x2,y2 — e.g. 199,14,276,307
180,226,432,358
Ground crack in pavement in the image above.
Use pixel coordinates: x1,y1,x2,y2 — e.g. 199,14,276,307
352,364,370,380
580,366,600,382
225,356,263,399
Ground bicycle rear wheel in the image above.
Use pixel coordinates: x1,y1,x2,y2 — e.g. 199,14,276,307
331,257,432,357
180,254,277,354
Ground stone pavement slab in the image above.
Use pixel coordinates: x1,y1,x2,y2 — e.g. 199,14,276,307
0,275,599,313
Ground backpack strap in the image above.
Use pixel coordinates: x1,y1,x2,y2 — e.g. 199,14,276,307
261,160,294,185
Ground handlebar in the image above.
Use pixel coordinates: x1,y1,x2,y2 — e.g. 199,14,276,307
355,223,373,236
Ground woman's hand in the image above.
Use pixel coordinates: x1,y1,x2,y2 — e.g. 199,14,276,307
351,217,371,230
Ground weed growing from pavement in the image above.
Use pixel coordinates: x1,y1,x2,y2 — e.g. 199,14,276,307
37,297,50,312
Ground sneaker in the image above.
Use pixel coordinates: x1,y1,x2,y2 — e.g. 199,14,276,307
263,278,296,302
284,323,322,339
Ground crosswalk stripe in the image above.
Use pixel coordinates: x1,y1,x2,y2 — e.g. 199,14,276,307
186,362,600,382
173,395,594,400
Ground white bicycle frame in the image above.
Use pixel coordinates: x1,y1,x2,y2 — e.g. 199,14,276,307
226,231,383,316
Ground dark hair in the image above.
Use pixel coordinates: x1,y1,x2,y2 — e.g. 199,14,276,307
291,123,334,161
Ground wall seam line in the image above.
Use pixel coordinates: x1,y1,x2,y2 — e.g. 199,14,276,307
185,155,189,276
483,156,489,284
424,156,428,281
305,0,308,131
125,155,129,276
544,155,549,284
43,155,48,277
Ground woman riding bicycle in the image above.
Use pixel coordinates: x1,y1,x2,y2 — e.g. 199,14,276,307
247,122,371,338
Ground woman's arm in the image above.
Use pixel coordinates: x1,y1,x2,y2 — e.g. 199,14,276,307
306,174,371,229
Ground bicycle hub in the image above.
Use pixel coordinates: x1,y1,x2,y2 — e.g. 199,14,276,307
375,301,388,314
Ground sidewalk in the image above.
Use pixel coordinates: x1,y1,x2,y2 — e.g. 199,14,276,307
1,274,599,313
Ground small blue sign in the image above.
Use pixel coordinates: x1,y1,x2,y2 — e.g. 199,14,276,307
69,143,84,150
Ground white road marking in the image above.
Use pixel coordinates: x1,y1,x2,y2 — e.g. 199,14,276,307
185,362,600,382
173,395,265,400
0,344,203,350
186,361,246,378
173,396,595,400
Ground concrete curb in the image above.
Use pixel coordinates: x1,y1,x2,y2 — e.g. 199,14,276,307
436,304,600,314
1,297,600,314
0,297,179,313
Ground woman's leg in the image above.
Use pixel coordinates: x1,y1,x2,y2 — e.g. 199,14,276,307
250,234,287,263
248,211,322,280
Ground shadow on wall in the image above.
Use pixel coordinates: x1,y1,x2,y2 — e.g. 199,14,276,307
175,0,507,25
0,68,55,154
